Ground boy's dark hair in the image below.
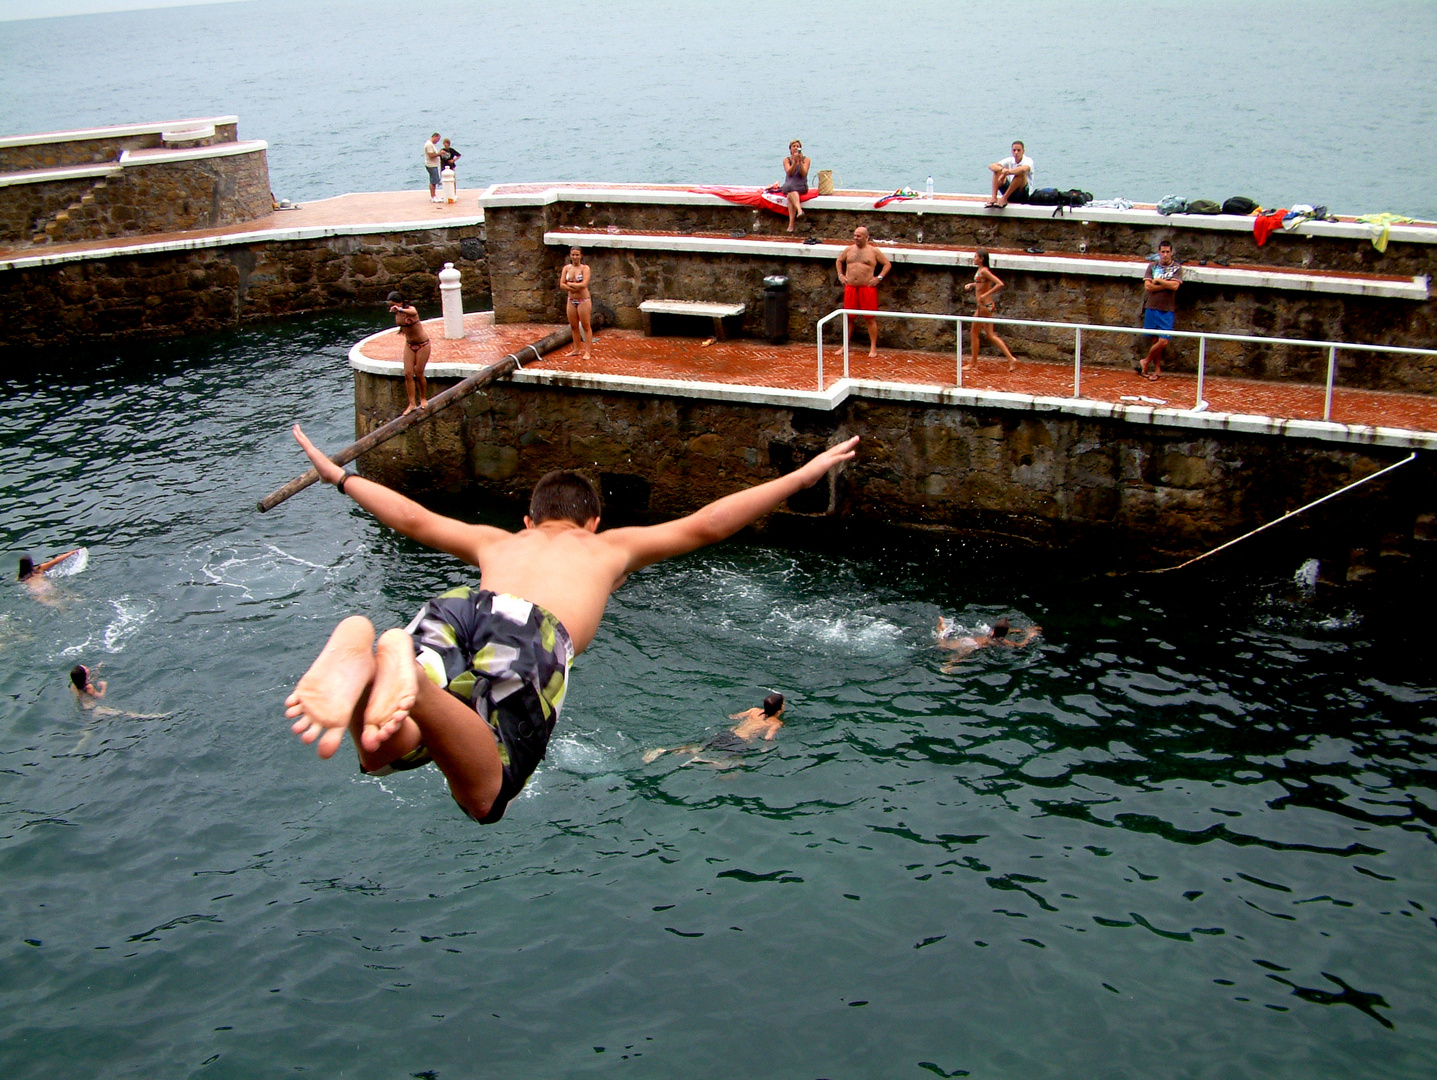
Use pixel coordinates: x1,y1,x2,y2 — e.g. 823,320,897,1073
973,247,990,267
387,291,403,304
1158,240,1173,250
992,618,1011,638
762,692,785,717
70,664,88,689
529,470,602,525
18,555,34,580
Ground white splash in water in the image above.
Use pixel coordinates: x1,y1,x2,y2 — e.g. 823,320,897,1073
103,597,155,652
1295,558,1320,591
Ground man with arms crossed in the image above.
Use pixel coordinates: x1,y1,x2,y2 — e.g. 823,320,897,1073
987,140,1034,208
284,426,858,824
423,132,442,203
1139,240,1181,380
836,226,891,358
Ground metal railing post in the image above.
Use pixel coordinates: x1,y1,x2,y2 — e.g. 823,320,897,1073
955,316,964,388
842,311,850,387
1195,336,1207,410
1072,327,1082,398
1324,345,1337,421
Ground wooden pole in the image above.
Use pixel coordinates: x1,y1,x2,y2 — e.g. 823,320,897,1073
257,326,573,513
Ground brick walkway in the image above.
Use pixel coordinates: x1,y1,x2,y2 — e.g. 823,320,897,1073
357,313,1437,434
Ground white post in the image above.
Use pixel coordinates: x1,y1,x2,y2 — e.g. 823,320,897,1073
842,311,850,386
1324,345,1337,421
1195,336,1207,410
441,166,457,204
955,316,964,388
439,262,465,340
1072,327,1082,398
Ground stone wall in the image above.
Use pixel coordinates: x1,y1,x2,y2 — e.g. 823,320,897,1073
0,121,238,172
1,148,272,247
0,226,489,355
351,371,1433,564
485,199,1437,393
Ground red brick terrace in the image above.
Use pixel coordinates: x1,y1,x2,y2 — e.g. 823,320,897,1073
354,312,1437,436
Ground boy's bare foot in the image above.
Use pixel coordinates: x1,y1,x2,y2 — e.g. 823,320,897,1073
286,616,376,758
362,629,418,753
402,403,417,415
868,347,878,357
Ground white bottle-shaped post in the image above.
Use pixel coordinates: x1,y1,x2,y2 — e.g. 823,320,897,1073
926,175,934,199
441,166,457,204
439,262,465,339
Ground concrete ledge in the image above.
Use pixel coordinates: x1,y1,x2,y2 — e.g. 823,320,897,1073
0,116,239,148
117,141,268,165
487,182,1437,248
0,212,484,271
0,163,121,187
347,338,1437,451
545,229,1429,301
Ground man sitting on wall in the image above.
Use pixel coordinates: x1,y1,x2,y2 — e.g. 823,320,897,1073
987,140,1034,208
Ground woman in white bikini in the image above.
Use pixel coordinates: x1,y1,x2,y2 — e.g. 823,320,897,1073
560,247,593,359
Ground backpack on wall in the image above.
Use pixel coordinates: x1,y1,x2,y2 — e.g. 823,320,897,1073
1222,196,1258,215
1186,199,1222,214
1026,187,1064,205
1063,189,1093,206
1156,195,1188,215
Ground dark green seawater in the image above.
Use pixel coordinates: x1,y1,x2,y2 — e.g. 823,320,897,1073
0,316,1433,1077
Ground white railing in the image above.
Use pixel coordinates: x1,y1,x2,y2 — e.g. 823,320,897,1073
814,308,1437,421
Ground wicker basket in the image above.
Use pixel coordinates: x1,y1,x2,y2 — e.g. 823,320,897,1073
816,169,834,195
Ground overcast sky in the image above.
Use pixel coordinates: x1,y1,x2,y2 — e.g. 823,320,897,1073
0,0,239,21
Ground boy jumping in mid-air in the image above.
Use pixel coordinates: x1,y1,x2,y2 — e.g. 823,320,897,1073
285,425,858,824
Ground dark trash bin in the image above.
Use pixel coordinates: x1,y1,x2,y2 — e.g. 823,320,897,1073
763,275,790,344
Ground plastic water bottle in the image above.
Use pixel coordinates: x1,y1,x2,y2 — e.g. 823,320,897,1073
926,175,934,199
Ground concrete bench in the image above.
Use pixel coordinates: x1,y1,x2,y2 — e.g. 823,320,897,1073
640,299,746,339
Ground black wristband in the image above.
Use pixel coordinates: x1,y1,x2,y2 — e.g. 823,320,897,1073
336,472,352,494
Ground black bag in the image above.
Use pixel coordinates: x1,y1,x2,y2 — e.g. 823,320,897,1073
1186,199,1221,214
1063,189,1093,206
1026,187,1064,206
1222,196,1257,215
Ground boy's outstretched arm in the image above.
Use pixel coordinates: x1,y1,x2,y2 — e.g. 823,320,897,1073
291,424,508,561
605,436,859,573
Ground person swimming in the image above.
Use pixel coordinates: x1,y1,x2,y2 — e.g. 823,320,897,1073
643,693,786,764
18,549,81,604
934,616,1041,671
70,664,108,710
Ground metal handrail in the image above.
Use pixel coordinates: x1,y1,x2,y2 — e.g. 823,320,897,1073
813,308,1437,420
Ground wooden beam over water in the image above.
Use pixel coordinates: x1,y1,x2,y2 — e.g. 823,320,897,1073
256,326,573,513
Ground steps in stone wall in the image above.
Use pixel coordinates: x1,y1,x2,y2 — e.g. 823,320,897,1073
31,178,110,246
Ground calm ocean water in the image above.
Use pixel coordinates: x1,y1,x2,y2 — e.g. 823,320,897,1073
0,0,1435,219
1,3,1436,1078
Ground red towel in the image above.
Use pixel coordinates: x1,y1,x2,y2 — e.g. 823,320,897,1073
689,186,818,216
1253,208,1288,246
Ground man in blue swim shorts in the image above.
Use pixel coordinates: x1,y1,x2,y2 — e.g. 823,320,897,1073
284,425,858,824
1139,240,1182,380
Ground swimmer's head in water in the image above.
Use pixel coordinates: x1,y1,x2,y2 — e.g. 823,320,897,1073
70,664,88,689
992,618,1011,638
387,291,403,304
529,469,602,527
762,692,785,717
17,555,34,580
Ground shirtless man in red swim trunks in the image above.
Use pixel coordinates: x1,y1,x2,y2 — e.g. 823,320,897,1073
388,291,430,414
836,226,891,357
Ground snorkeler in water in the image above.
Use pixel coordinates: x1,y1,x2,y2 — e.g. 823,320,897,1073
934,616,1040,672
643,693,786,764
